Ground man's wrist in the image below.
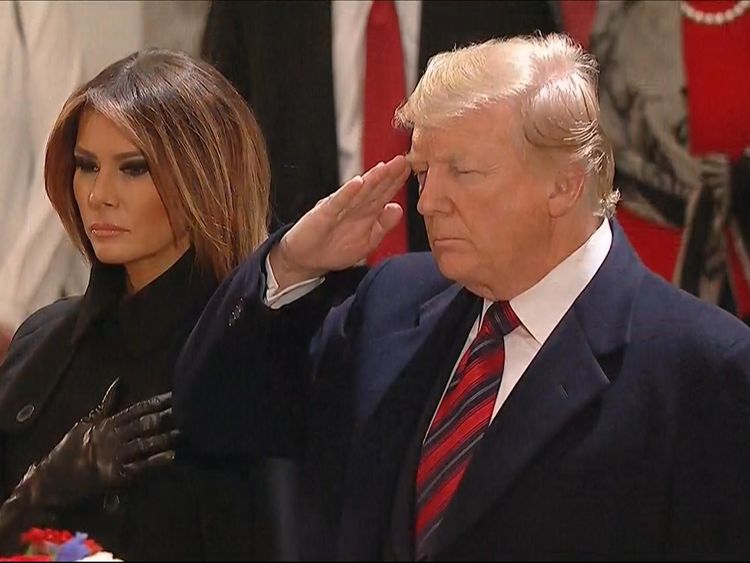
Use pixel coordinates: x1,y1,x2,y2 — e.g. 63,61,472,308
269,238,326,291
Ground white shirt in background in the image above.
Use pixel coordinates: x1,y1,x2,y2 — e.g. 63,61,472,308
331,0,422,185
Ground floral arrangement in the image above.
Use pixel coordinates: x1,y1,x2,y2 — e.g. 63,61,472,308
0,529,119,562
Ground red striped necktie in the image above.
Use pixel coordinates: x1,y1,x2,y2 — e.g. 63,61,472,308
414,301,521,556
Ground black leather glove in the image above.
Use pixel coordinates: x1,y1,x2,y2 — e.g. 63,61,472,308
0,380,178,551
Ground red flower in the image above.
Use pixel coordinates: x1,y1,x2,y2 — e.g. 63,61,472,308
20,529,73,547
83,539,102,554
13,528,102,560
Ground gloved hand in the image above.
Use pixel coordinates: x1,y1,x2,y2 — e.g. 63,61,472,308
0,380,179,551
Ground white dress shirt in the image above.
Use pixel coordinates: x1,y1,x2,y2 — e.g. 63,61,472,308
331,0,422,185
266,220,613,420
447,219,612,422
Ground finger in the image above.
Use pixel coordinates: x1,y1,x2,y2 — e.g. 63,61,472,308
117,408,174,442
113,392,172,426
346,161,391,209
380,162,411,205
122,450,176,478
354,162,411,217
100,379,120,416
121,429,181,463
324,174,366,218
87,379,120,422
352,156,407,208
361,156,407,194
368,204,404,249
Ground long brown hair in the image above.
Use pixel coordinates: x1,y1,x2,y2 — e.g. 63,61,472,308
45,48,270,281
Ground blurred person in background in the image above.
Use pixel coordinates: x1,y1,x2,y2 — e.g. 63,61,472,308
201,0,558,264
591,0,750,322
0,1,89,359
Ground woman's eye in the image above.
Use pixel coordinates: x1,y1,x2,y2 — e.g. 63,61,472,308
121,161,149,177
74,158,98,174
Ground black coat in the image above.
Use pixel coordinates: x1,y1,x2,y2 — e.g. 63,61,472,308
201,0,558,249
0,251,295,561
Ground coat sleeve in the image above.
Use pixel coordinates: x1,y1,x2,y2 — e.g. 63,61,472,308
172,228,368,460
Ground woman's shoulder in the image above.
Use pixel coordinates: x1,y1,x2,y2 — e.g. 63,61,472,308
0,297,83,433
2,297,83,375
10,297,82,344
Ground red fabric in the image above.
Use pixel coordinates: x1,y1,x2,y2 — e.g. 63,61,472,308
617,207,683,282
683,0,750,160
685,1,750,315
558,0,599,49
414,302,519,554
363,0,410,265
619,2,750,316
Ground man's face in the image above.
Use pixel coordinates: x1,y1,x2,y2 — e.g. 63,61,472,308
410,104,553,299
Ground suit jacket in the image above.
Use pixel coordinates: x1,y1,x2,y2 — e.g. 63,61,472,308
174,221,750,560
201,0,558,249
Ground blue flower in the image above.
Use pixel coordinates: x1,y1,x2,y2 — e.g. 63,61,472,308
54,533,92,562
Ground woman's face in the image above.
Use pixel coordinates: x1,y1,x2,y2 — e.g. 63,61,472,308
73,110,190,293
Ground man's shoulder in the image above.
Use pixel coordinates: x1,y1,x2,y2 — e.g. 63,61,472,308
363,252,449,299
635,272,750,360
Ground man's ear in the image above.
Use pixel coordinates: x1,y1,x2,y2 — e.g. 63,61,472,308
548,164,586,218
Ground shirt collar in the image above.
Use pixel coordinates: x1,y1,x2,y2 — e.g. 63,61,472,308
483,219,613,345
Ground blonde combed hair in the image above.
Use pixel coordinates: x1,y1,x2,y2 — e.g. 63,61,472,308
45,49,270,282
396,33,619,217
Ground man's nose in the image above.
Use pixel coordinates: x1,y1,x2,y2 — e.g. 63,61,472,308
417,171,448,216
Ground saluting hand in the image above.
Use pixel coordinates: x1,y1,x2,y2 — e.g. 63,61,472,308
270,155,410,290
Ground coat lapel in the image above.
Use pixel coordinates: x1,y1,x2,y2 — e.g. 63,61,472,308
338,285,479,559
430,220,646,555
350,284,465,427
430,308,610,555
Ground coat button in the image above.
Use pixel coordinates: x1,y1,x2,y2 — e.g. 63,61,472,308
16,404,35,423
103,493,120,513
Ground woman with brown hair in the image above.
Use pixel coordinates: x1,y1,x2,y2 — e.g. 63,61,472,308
0,48,273,560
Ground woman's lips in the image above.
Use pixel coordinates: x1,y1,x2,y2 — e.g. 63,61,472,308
90,223,129,238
